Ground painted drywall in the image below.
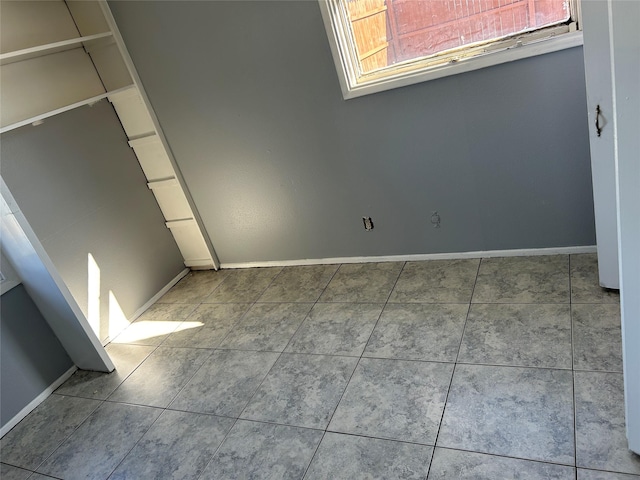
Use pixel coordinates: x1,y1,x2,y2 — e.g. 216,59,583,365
109,1,596,264
1,284,73,428
0,100,185,343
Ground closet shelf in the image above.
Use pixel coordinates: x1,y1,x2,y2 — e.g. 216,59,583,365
0,84,135,134
0,32,113,66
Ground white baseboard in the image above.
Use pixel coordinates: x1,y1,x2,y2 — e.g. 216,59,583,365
220,245,597,269
1,365,77,438
128,268,190,322
102,268,190,345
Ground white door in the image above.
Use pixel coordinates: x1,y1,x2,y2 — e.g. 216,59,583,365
583,0,640,455
581,0,619,289
608,0,640,455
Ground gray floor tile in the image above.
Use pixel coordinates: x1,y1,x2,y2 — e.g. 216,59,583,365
389,259,479,304
241,353,358,429
27,474,58,480
578,469,640,480
364,304,467,362
286,303,383,356
472,256,570,304
158,270,230,304
575,372,640,474
109,410,234,480
111,303,198,346
170,350,279,417
258,265,339,302
55,344,154,400
438,364,575,464
9,255,634,480
219,303,313,352
0,395,101,470
108,347,210,408
1,463,32,480
573,304,623,372
204,267,282,303
37,402,161,480
458,304,572,368
329,358,453,445
319,262,404,303
160,326,230,350
428,448,575,479
200,420,322,480
161,303,251,348
571,254,620,304
305,432,433,480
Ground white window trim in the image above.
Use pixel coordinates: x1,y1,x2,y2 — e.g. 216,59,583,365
319,0,584,99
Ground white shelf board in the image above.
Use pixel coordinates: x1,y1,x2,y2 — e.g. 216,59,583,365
0,32,113,66
0,84,134,134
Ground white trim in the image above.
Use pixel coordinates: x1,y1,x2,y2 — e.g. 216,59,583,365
101,268,189,345
147,178,178,190
0,279,21,295
0,365,77,438
1,180,115,372
126,268,189,324
319,0,584,99
0,85,135,134
0,32,113,66
100,1,220,270
185,259,216,269
1,251,21,295
128,134,159,148
165,219,196,229
102,268,191,345
220,246,597,269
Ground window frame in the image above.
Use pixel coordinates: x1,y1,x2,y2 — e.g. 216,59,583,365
319,0,583,99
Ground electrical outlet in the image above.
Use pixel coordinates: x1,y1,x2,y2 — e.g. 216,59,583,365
363,217,374,231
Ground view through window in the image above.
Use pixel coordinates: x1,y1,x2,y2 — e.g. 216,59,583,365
345,0,571,74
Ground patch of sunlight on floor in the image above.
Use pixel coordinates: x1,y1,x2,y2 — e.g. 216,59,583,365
111,321,204,344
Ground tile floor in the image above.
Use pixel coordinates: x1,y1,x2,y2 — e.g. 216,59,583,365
1,253,639,479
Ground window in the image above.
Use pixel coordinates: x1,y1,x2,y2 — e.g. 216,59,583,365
319,0,582,98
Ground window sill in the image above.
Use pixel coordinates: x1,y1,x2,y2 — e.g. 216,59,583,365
325,25,584,99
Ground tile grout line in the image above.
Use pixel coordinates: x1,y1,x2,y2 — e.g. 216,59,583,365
12,257,626,479
329,262,406,411
28,397,106,477
235,264,342,419
161,269,277,413
105,321,212,477
300,261,408,479
425,257,482,480
27,321,164,476
193,265,319,480
321,261,407,430
569,255,579,480
237,264,344,480
201,267,288,351
283,264,357,480
189,267,285,480
101,274,227,477
106,270,243,479
104,271,235,479
428,445,579,469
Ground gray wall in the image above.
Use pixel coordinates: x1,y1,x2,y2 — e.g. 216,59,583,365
1,284,73,428
110,0,596,264
1,100,185,342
